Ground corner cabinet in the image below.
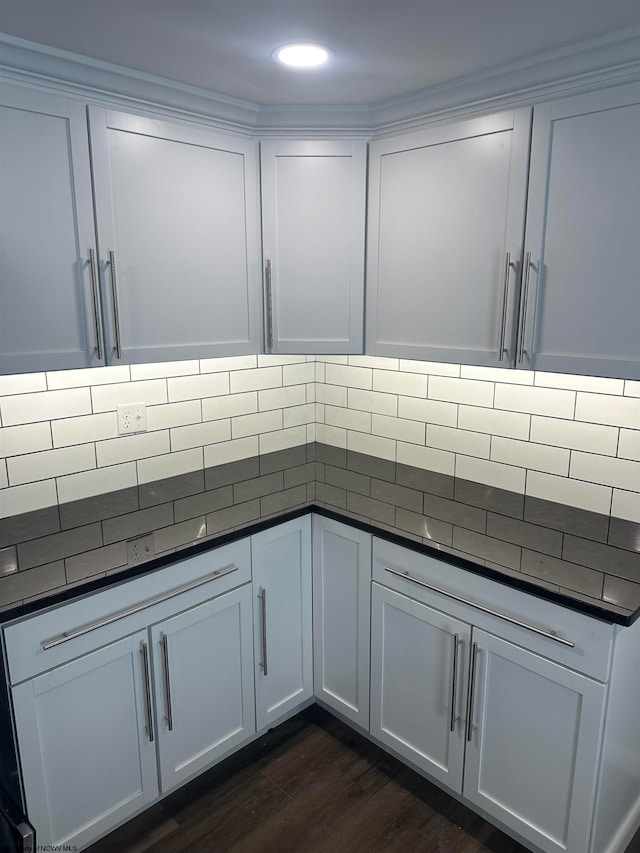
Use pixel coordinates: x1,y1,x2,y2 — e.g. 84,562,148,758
260,139,367,354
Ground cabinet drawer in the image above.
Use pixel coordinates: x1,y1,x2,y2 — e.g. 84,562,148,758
373,538,614,681
3,539,251,684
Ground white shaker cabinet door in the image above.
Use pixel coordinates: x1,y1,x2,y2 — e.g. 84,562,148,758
0,83,104,373
252,517,313,730
150,584,256,793
366,109,531,367
11,630,158,851
463,629,606,853
89,108,262,364
520,82,640,380
370,583,471,792
312,516,371,728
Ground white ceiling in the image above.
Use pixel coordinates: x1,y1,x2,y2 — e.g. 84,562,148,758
0,1,639,106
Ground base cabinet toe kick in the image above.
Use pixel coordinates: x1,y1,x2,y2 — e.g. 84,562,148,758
1,513,639,853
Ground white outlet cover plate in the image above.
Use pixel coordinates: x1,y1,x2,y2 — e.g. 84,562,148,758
117,403,147,435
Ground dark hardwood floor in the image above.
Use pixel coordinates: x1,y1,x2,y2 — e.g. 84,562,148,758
87,706,640,853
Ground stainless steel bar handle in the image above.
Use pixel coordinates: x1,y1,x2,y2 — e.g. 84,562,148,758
88,249,103,361
258,586,268,676
160,632,174,731
265,259,274,352
42,563,239,649
449,633,460,733
498,252,511,362
140,641,154,743
466,642,480,742
518,251,532,364
383,566,574,647
108,250,122,360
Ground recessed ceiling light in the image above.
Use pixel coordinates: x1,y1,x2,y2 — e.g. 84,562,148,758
274,44,331,69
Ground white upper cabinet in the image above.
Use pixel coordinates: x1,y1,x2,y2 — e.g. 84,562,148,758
0,83,105,373
366,109,531,367
519,83,640,379
260,140,367,354
89,108,262,364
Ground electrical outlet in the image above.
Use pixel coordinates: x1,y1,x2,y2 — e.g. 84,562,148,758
117,403,147,435
126,533,155,565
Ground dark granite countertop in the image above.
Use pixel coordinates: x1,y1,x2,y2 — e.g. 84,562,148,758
1,443,639,626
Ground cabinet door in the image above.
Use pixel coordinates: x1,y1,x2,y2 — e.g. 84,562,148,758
150,585,255,793
252,517,313,730
312,516,371,728
366,109,531,367
0,84,104,373
89,108,262,363
521,83,640,379
11,630,158,850
463,629,606,853
370,583,470,791
261,140,366,354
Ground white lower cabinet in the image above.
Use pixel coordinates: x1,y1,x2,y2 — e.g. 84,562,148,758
251,517,313,730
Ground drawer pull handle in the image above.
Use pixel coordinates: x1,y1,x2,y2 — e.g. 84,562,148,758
498,253,516,362
466,642,480,742
517,251,532,364
41,564,239,650
88,249,103,361
265,259,274,352
140,641,154,743
108,250,123,360
450,633,460,733
258,586,268,676
383,566,575,648
160,632,174,731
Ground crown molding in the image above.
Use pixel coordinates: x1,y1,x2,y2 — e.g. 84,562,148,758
1,27,639,135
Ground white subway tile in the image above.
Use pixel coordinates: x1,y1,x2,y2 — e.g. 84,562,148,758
201,355,257,373
283,362,317,385
570,452,640,492
612,489,640,523
315,363,326,382
325,406,371,433
231,410,282,439
260,426,307,454
306,423,316,442
534,372,625,394
137,448,203,484
0,373,46,396
494,384,575,418
52,412,118,447
202,393,257,421
47,366,130,389
317,356,348,364
130,361,199,380
57,463,137,504
315,423,347,448
258,354,306,366
315,403,324,422
529,416,618,456
204,436,258,467
0,423,52,457
491,437,569,475
373,369,426,398
147,401,202,431
259,385,306,411
372,414,425,445
97,431,170,467
456,456,526,493
326,363,372,390
171,421,230,452
625,381,640,398
9,444,96,485
305,383,316,404
284,404,316,428
429,376,494,407
398,396,457,427
397,442,455,476
619,429,640,462
92,380,167,412
230,366,282,393
458,405,529,439
347,431,396,461
348,355,399,370
316,383,347,407
0,460,6,489
1,388,91,426
0,479,57,518
399,359,460,377
526,471,612,515
575,393,640,429
461,365,534,385
427,425,490,458
167,373,229,403
348,388,398,417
